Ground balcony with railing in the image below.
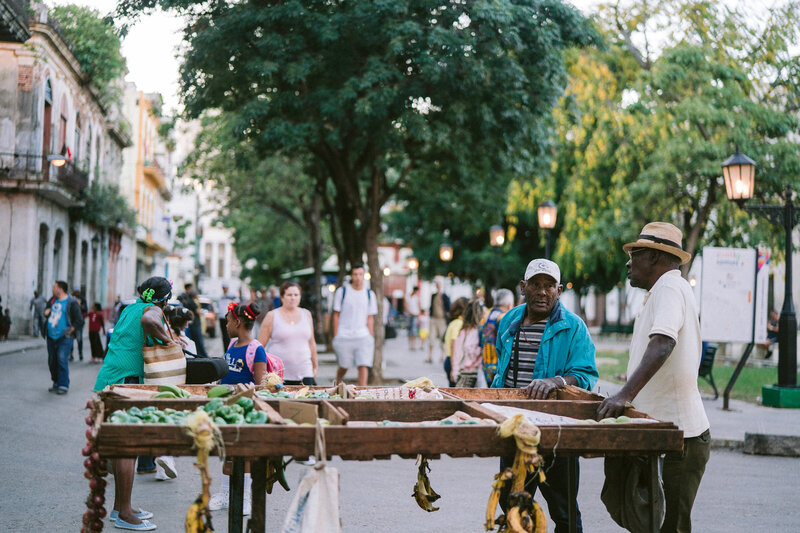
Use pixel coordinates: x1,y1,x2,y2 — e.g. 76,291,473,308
0,152,88,207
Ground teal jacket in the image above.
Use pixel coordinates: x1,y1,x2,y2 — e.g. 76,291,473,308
490,301,598,390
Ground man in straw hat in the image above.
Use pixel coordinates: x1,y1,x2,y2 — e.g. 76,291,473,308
598,222,710,533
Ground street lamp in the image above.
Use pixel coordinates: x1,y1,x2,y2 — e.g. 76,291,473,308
439,243,453,262
723,149,799,406
489,225,505,291
538,200,557,259
47,144,68,167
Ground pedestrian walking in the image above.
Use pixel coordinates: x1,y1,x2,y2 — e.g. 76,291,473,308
451,299,484,387
70,290,88,361
30,290,46,337
428,278,450,363
179,283,208,358
333,264,378,386
258,281,318,385
44,281,84,395
598,222,710,533
209,301,267,515
217,284,238,352
405,286,421,350
480,288,514,386
94,276,179,531
443,297,469,387
492,258,598,532
86,303,106,363
0,308,10,340
167,306,197,355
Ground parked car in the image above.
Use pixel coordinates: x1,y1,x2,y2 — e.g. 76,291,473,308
197,296,217,338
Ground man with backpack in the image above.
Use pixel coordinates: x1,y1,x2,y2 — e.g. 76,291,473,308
44,281,84,394
332,264,378,386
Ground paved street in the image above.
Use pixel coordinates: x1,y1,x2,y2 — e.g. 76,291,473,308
1,336,799,532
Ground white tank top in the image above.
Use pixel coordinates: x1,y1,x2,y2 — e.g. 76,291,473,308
267,308,313,381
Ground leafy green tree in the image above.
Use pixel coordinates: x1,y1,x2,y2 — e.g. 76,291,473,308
117,0,597,381
71,181,137,229
50,4,126,106
595,0,800,270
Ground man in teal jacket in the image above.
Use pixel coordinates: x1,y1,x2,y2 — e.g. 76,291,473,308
491,258,598,532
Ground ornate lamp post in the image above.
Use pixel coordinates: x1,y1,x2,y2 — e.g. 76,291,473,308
538,200,557,259
723,149,799,406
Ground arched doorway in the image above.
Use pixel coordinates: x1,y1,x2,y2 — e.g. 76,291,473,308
37,223,49,294
53,229,63,281
67,228,76,287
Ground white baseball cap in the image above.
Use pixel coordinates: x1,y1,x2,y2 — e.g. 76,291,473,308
524,259,561,284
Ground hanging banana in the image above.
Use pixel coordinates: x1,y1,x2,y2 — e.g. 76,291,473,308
412,455,440,512
485,414,547,533
184,409,222,533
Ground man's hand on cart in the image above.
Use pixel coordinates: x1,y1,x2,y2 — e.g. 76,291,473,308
525,377,565,399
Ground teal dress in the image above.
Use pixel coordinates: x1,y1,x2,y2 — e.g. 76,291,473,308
93,299,154,391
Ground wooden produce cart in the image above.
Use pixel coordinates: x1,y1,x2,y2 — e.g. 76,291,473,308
89,385,683,533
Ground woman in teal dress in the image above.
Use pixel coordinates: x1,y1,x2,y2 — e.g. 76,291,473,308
94,277,179,531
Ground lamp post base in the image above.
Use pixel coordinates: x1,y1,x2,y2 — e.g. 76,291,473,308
762,385,800,409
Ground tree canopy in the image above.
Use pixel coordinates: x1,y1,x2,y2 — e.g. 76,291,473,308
50,4,127,106
117,0,598,379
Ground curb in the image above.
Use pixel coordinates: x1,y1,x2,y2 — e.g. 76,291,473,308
743,433,800,457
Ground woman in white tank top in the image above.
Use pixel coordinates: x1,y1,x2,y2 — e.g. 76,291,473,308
257,282,318,384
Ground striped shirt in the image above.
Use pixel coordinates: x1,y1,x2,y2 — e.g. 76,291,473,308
504,320,547,388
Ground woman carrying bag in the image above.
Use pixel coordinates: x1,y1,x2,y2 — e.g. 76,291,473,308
93,276,183,531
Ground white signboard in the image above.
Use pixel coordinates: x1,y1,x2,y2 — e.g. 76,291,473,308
700,247,768,344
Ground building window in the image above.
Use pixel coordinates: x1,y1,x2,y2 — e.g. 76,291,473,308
204,242,212,277
218,243,225,279
74,113,81,163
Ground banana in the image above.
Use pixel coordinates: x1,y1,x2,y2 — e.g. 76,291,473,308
532,502,547,533
486,469,513,531
265,458,290,493
505,507,527,533
207,385,233,398
412,456,440,512
158,384,184,396
153,391,178,398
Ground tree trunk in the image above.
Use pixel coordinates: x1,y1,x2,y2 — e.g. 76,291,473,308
365,206,384,384
309,192,324,341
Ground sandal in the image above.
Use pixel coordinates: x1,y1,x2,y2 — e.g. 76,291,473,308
110,508,154,521
114,518,157,531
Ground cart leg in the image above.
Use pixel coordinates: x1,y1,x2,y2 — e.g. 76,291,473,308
229,458,245,533
248,458,267,533
648,455,660,533
567,456,578,533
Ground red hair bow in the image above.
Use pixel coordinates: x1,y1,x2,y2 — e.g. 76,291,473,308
227,301,237,314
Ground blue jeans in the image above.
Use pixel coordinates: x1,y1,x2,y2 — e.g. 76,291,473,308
47,335,72,389
500,455,582,533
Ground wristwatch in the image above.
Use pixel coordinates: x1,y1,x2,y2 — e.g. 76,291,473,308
556,375,568,387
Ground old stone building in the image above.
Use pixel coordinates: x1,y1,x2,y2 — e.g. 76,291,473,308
0,3,133,335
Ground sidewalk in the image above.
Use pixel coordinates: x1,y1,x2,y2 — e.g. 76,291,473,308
0,335,46,356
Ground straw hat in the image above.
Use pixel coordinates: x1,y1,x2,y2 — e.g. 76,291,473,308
622,222,692,265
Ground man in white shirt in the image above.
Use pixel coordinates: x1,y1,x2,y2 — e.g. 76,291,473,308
218,284,238,351
405,286,421,350
333,264,378,386
599,222,710,533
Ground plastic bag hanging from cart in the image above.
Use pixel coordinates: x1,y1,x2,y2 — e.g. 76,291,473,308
280,420,342,533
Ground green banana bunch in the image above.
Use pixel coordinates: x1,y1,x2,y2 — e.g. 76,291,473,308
158,384,190,398
412,455,440,512
207,385,234,398
153,391,178,398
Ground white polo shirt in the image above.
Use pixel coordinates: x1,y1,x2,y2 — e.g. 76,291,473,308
627,270,710,438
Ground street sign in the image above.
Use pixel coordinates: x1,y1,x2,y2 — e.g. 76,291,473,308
700,247,768,344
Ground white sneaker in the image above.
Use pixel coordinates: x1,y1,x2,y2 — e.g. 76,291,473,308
156,456,177,479
155,465,169,481
208,491,228,511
